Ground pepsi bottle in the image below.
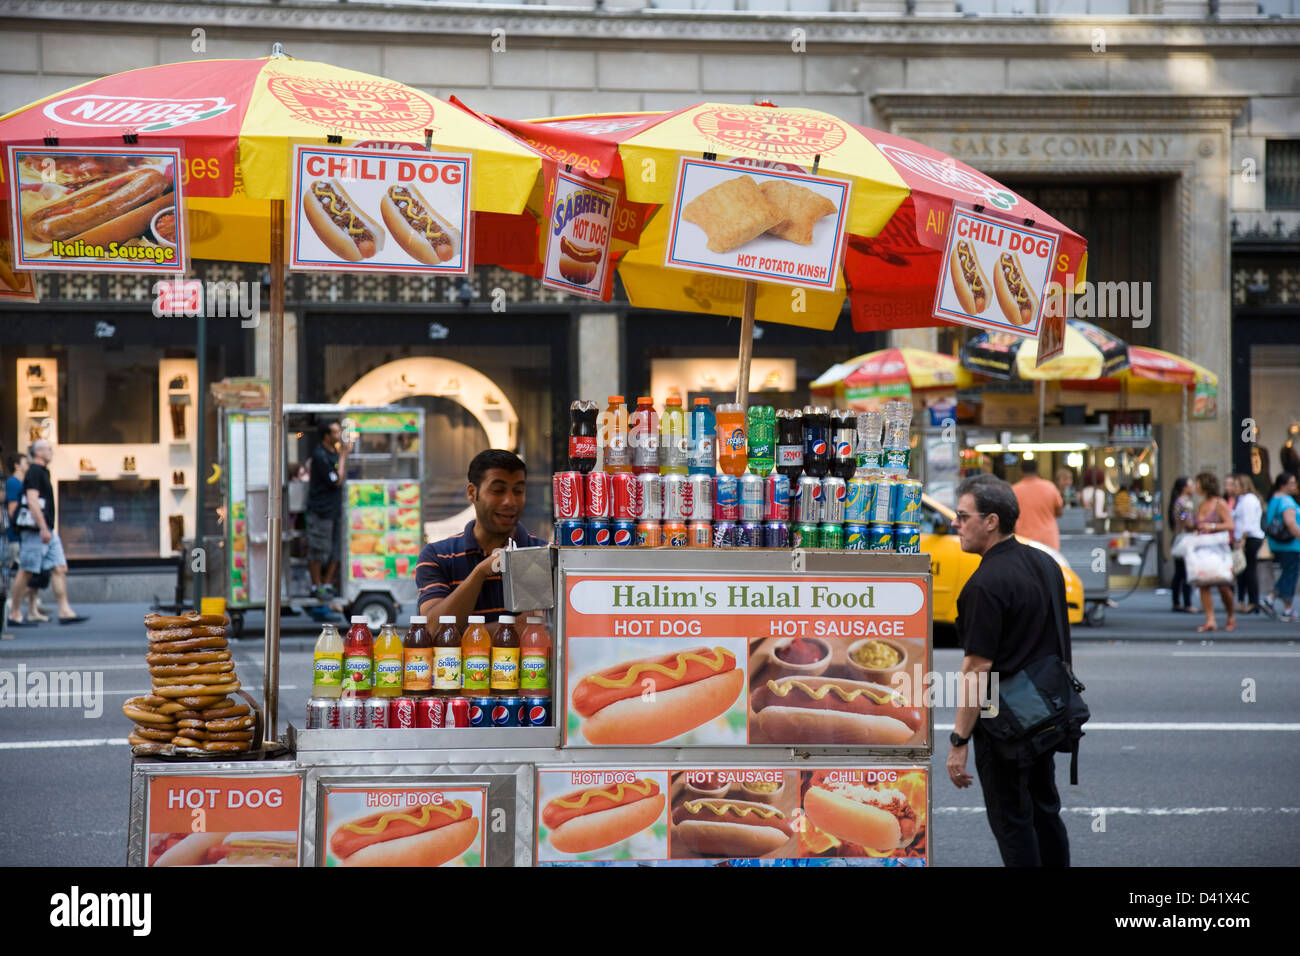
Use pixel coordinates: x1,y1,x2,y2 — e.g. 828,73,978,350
831,409,857,480
802,406,831,478
776,409,804,480
568,400,598,473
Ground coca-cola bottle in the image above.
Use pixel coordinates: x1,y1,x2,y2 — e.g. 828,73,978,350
776,409,804,479
802,405,831,479
831,409,857,480
568,400,598,473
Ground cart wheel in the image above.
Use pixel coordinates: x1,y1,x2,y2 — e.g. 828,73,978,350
229,612,245,639
1085,604,1106,627
350,594,397,630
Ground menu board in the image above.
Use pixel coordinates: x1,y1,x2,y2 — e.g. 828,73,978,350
320,784,486,867
536,766,928,867
347,480,422,581
562,574,930,749
146,774,302,867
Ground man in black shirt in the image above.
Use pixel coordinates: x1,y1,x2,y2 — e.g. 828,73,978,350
8,439,86,625
307,421,347,599
946,473,1070,866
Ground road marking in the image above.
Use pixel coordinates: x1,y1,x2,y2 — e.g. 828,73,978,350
0,737,128,750
936,806,1300,815
1170,651,1300,658
936,722,1300,731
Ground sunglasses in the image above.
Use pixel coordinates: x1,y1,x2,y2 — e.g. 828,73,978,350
953,511,991,524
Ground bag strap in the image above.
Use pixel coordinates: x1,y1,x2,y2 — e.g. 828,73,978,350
1039,551,1084,785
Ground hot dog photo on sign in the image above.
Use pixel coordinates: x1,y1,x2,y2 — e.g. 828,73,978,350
542,170,618,299
322,787,485,867
536,770,670,863
669,770,800,860
7,147,186,272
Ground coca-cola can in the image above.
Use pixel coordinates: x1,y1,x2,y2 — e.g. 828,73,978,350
797,475,824,523
416,697,445,728
552,471,584,519
362,698,389,729
585,471,613,519
306,698,339,729
611,472,636,520
687,474,713,521
764,474,791,521
822,476,847,524
663,474,692,522
338,697,365,730
636,473,662,520
446,696,471,728
390,697,416,729
740,474,765,521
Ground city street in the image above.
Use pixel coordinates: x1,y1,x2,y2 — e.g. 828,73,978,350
2,596,1296,866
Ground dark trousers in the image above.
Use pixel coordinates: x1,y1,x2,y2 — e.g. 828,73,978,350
973,731,1070,867
1170,557,1192,609
1237,537,1262,606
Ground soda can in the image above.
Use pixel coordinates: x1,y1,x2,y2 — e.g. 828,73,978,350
739,474,765,521
688,520,713,548
446,697,471,728
712,521,737,548
585,471,613,519
882,446,910,474
868,523,894,551
713,474,740,521
636,473,662,520
843,522,868,550
893,478,923,525
845,476,873,524
612,518,637,546
737,520,764,548
822,476,847,524
306,698,339,730
390,697,416,729
663,474,691,522
788,476,802,524
416,697,446,728
468,696,494,728
663,521,688,547
552,471,584,519
586,518,612,546
894,525,921,554
635,520,662,547
763,520,791,548
871,477,896,525
819,523,844,550
794,523,820,549
797,475,823,523
611,472,638,520
362,698,389,729
522,695,551,727
764,474,791,521
492,697,522,727
555,518,585,547
338,697,365,730
687,474,714,521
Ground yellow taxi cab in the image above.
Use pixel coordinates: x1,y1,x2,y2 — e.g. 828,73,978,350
919,494,1085,627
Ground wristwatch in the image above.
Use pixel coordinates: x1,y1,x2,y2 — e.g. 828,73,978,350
949,731,971,747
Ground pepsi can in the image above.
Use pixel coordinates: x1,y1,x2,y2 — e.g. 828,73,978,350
845,477,872,524
797,475,823,523
894,524,921,554
740,474,765,521
687,474,713,521
763,520,791,548
612,518,636,546
737,520,764,548
822,476,847,524
338,697,365,730
636,473,663,520
556,518,585,547
492,696,522,727
586,518,612,546
868,523,893,551
469,696,494,727
712,521,737,548
844,522,868,550
663,474,692,522
306,698,339,730
714,474,740,521
688,520,713,548
764,474,791,521
522,695,551,727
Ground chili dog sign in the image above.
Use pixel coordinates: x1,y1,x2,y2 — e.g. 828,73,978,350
289,144,471,274
932,203,1058,338
542,170,618,300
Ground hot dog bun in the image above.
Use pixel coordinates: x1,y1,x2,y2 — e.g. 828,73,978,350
994,251,1037,327
331,801,478,867
303,179,384,262
802,784,918,852
751,676,922,745
949,239,989,315
673,799,793,857
558,236,601,285
381,184,460,265
580,668,744,745
27,167,170,243
153,831,226,867
340,818,479,867
547,793,666,853
202,832,296,866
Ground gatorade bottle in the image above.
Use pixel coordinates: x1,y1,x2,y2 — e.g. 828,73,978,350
341,615,374,699
746,405,776,477
401,615,433,697
520,616,552,693
372,623,404,698
629,397,660,475
460,615,492,693
659,397,688,475
491,614,521,695
599,395,631,474
432,615,462,696
311,623,343,698
568,400,598,473
716,402,748,477
687,397,716,476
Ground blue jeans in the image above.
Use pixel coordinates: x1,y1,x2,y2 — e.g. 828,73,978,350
1273,552,1300,607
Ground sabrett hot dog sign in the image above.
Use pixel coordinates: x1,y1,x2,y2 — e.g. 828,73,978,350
541,168,619,301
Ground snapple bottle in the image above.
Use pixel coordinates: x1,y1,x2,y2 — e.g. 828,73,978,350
432,615,463,696
341,615,374,699
491,615,521,696
372,624,404,698
402,615,433,697
520,616,552,693
460,615,492,694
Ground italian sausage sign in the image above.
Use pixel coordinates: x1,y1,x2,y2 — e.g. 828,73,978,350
932,203,1057,338
542,169,618,300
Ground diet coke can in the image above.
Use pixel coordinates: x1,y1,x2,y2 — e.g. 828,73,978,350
687,474,714,521
338,697,365,730
306,698,339,729
552,471,584,519
446,696,471,728
636,473,662,520
585,471,613,519
663,474,692,522
740,474,765,522
764,474,791,521
416,697,446,728
390,697,416,729
797,475,824,524
362,698,389,729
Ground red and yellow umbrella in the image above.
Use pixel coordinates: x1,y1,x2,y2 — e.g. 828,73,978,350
812,347,973,407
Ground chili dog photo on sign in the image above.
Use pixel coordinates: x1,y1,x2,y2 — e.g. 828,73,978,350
542,170,618,300
664,157,850,292
321,785,485,867
6,146,187,273
933,203,1058,336
289,144,471,274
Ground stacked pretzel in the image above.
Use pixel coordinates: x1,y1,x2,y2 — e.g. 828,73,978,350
122,612,257,754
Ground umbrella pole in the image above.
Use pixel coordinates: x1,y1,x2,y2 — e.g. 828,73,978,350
264,199,285,743
736,280,757,406
1037,380,1045,443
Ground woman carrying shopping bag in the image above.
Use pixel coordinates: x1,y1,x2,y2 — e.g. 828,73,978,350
1191,473,1236,632
1167,476,1197,614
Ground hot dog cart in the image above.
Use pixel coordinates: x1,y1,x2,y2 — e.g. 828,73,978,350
128,546,935,867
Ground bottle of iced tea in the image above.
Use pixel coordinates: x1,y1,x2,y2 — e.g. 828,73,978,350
372,623,404,698
432,615,462,696
460,615,492,694
519,616,552,694
491,615,521,696
402,615,433,697
341,615,373,699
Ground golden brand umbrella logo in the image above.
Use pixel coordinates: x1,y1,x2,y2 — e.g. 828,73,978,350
692,107,848,157
265,75,435,133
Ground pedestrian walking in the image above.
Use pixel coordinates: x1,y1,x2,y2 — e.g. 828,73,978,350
1261,472,1300,622
1192,472,1235,633
307,420,348,600
946,473,1072,867
1167,476,1196,614
7,440,87,626
1227,473,1265,614
5,453,50,622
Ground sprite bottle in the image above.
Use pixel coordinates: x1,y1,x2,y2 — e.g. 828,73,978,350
746,405,776,477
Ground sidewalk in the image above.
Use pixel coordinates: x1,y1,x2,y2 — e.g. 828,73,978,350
1070,587,1299,642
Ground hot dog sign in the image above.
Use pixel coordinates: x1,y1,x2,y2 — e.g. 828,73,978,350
289,144,471,274
932,203,1058,337
542,169,618,300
